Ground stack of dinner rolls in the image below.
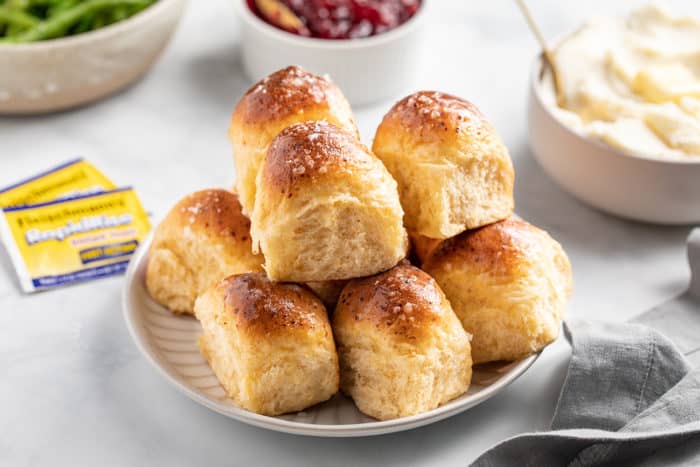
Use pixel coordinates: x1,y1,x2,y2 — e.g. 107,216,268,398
146,65,573,420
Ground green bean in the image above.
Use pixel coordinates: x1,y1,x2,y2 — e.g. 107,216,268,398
110,4,127,22
48,0,80,17
1,0,156,42
6,21,27,36
6,0,31,10
91,10,105,28
0,5,39,29
71,9,92,33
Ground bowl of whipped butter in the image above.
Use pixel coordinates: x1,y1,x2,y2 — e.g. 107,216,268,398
528,4,700,224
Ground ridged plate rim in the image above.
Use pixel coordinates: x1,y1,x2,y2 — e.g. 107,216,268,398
122,235,539,437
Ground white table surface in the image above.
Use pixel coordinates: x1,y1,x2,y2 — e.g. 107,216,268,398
1,1,699,466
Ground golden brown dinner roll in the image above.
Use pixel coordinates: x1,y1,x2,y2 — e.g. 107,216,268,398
229,65,358,215
146,189,263,314
333,263,472,420
422,218,573,364
251,121,408,282
372,91,515,239
195,273,339,416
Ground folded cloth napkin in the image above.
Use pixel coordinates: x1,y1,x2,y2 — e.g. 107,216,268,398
472,229,700,467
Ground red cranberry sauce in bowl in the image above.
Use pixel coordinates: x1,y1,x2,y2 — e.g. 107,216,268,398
246,0,422,39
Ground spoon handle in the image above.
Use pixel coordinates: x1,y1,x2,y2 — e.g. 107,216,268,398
514,0,564,106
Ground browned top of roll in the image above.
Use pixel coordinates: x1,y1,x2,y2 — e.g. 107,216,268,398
335,263,450,341
218,272,328,335
261,121,373,195
155,189,252,244
377,91,494,143
423,218,549,275
231,66,344,125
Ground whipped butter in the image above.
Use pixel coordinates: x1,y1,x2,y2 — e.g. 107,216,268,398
543,4,700,160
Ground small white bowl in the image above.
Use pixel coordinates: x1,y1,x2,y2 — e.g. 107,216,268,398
0,0,186,114
528,56,700,225
233,0,428,106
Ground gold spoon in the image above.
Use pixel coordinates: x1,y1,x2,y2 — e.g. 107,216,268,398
514,0,565,106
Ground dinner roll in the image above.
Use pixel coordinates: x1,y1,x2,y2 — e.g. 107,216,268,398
229,65,358,215
251,121,408,282
146,189,263,314
422,218,573,364
333,263,472,420
372,91,515,239
195,273,339,416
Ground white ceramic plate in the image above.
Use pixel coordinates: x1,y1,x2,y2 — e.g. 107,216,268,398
123,236,539,437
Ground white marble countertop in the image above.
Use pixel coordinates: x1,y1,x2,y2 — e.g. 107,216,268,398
1,1,698,465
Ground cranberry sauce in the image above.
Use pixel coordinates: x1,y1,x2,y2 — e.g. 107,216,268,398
247,0,421,39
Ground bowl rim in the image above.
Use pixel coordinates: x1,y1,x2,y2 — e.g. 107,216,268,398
0,0,184,50
233,0,427,50
530,54,700,166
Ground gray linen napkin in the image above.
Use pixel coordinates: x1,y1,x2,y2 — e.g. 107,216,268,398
472,229,700,467
635,229,700,367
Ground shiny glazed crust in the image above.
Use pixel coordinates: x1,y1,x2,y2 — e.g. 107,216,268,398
217,273,329,336
335,263,451,341
260,120,372,193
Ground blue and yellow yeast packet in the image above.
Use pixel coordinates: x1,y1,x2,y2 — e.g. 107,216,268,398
0,158,116,208
0,187,151,293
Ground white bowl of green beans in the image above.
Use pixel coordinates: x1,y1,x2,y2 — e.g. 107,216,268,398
0,0,186,113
